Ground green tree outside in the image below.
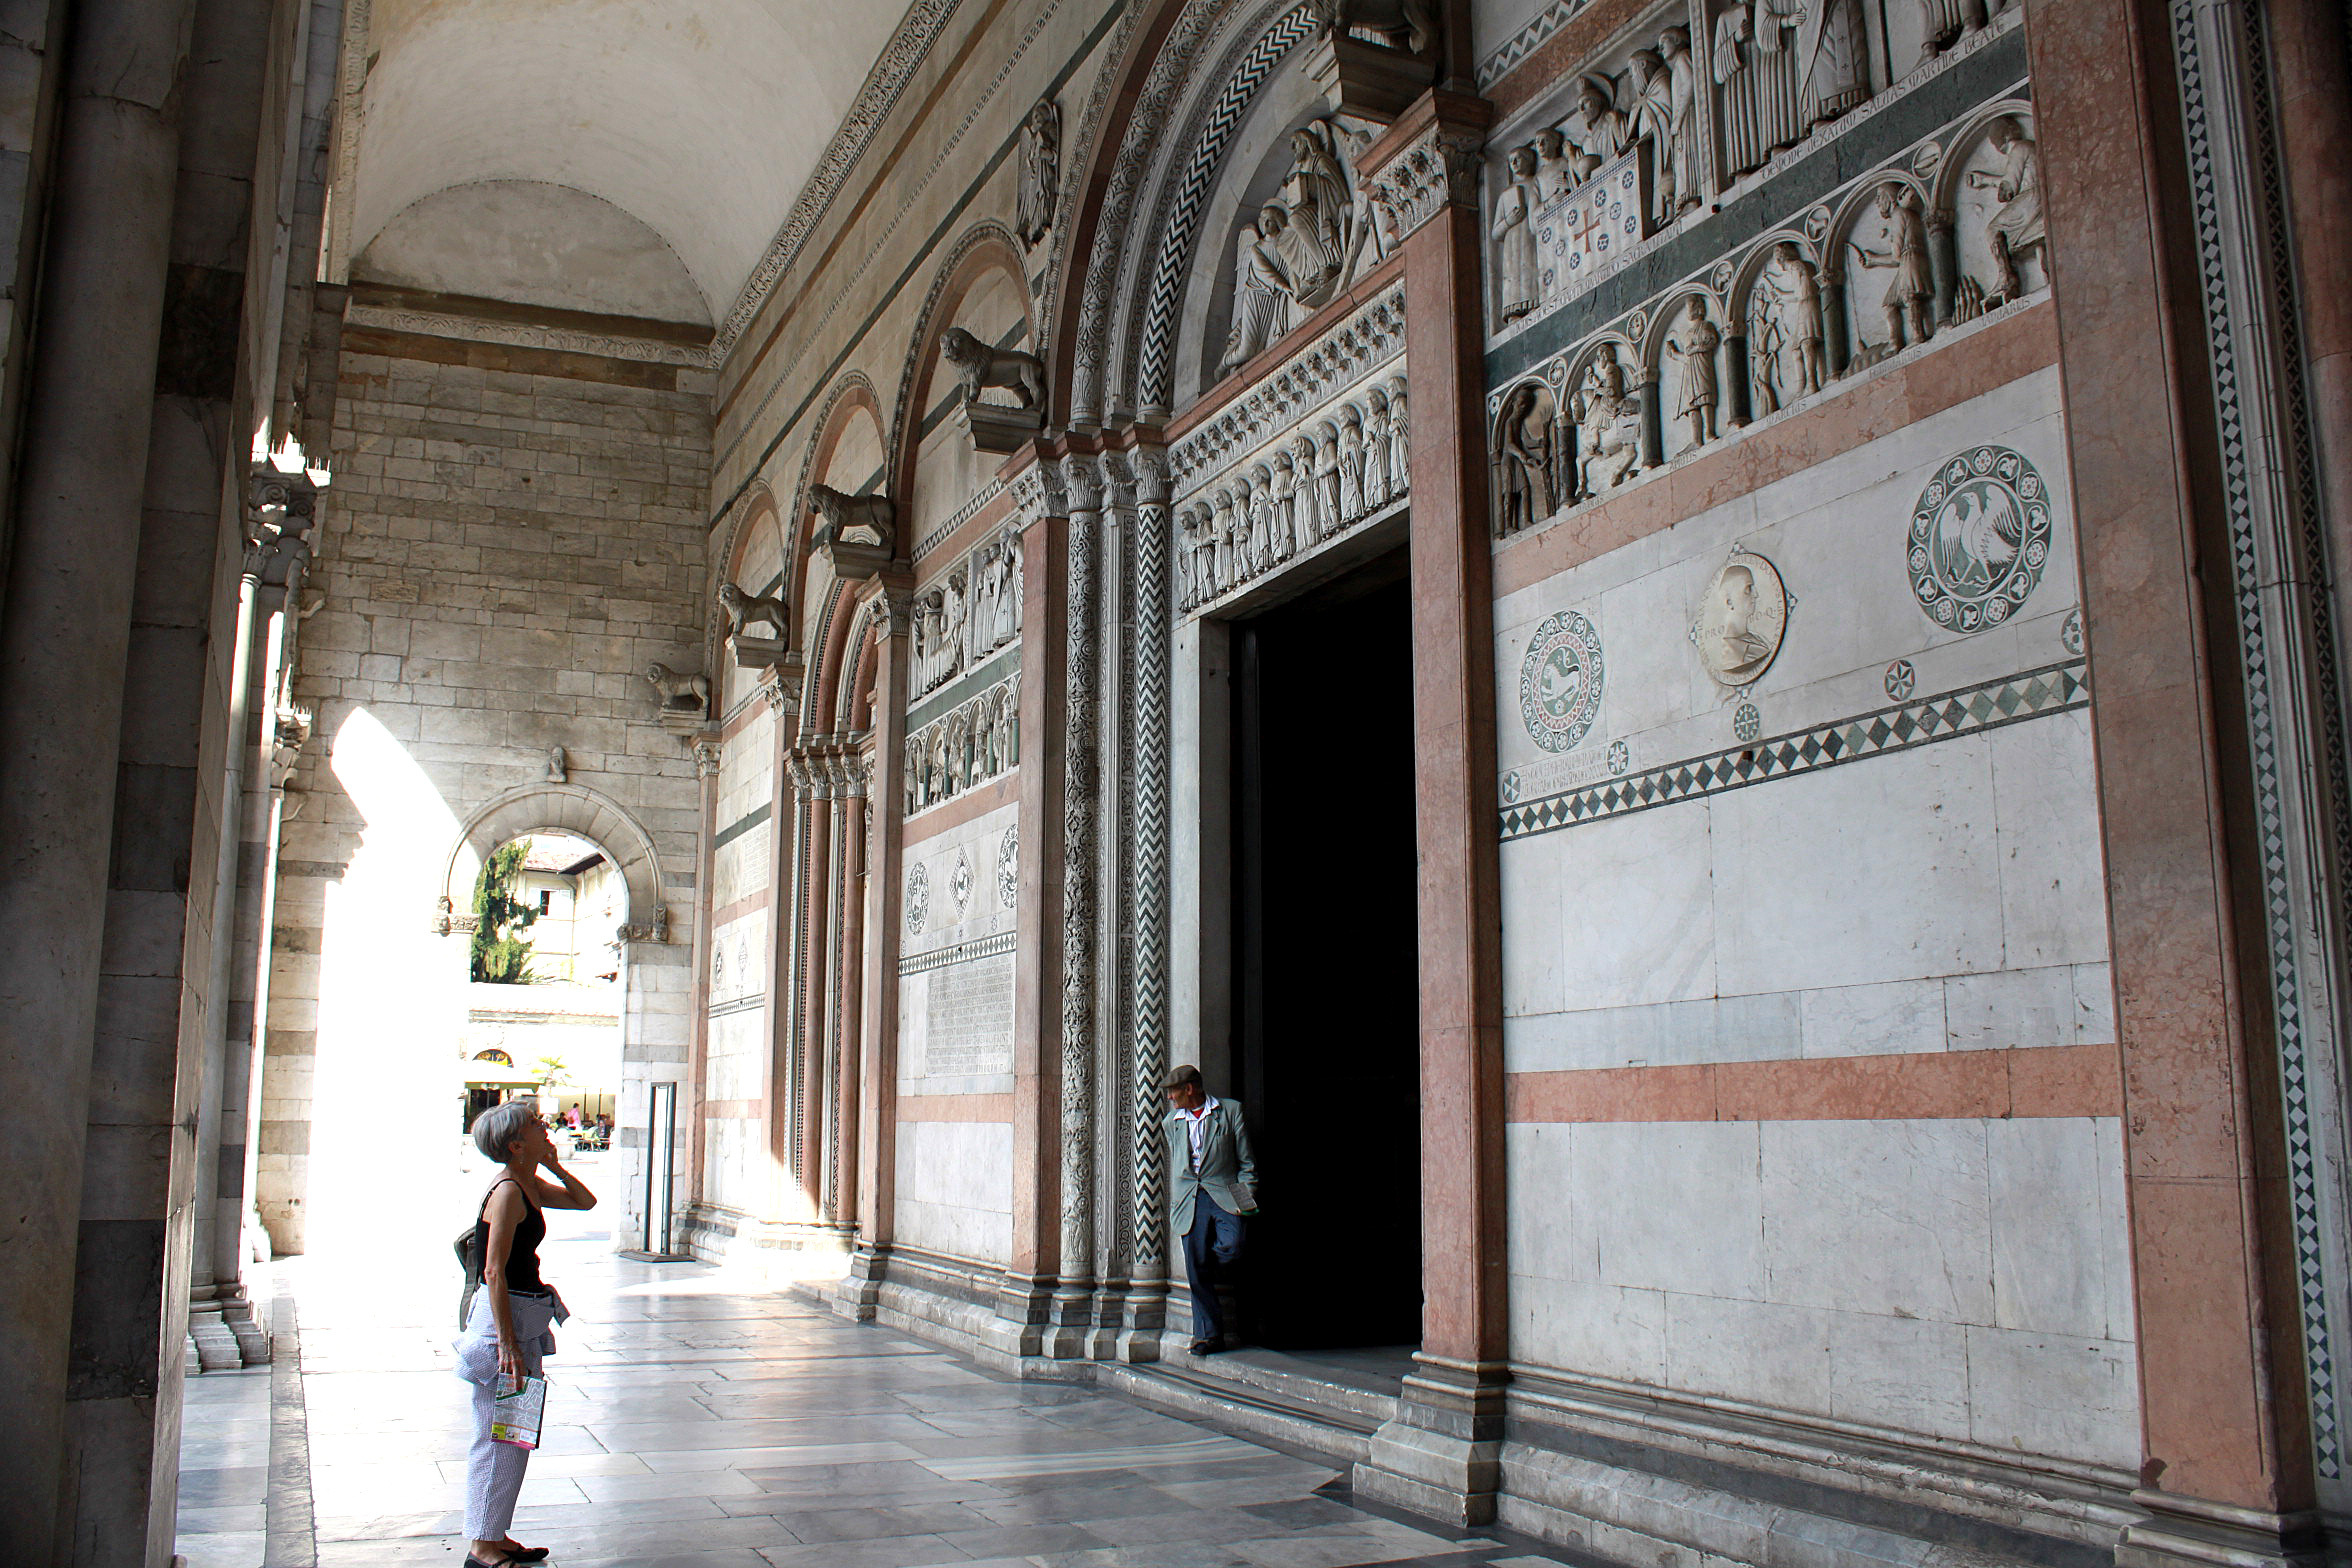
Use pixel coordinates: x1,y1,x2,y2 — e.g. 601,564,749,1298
471,838,539,984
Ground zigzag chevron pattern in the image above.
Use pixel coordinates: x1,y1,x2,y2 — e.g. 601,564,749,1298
1136,6,1319,409
1131,501,1172,1267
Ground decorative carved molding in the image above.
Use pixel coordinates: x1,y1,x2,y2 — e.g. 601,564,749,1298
902,673,1019,814
910,523,1021,701
710,0,964,362
1364,120,1484,245
1487,95,2046,540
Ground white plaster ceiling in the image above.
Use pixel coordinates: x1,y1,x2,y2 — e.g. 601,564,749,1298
347,0,916,323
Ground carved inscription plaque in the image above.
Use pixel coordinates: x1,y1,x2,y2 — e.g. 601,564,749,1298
921,953,1015,1077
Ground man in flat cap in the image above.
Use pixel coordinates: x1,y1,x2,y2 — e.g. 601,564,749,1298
1164,1063,1258,1356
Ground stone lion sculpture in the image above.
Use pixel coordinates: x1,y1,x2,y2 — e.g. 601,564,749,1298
939,327,1044,410
644,662,710,712
717,581,789,641
1309,0,1437,53
808,484,897,556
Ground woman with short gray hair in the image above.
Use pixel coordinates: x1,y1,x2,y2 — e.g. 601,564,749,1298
454,1098,596,1567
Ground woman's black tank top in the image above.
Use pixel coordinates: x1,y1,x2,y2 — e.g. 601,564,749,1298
474,1176,546,1293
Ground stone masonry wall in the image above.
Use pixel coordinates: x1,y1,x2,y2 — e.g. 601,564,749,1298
259,338,711,1253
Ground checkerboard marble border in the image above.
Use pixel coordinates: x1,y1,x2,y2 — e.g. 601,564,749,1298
899,928,1018,977
1499,658,2089,841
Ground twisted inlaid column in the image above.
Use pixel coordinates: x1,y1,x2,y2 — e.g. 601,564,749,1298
1129,446,1172,1280
1059,454,1104,1287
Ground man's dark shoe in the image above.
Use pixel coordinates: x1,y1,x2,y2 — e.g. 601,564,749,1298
1189,1338,1221,1355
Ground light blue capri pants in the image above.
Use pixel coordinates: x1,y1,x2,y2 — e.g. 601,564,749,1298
453,1287,564,1541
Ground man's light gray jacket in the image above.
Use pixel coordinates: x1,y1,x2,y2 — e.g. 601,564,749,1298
1165,1098,1259,1236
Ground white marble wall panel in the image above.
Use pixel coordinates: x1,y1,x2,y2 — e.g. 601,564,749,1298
1499,370,2111,1074
1507,1117,2136,1464
898,800,1019,1096
895,1119,1013,1264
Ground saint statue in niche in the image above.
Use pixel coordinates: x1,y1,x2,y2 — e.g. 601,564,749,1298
1016,98,1060,247
1713,0,1765,177
1658,28,1701,215
1572,351,1643,496
1748,0,1808,158
1850,182,1935,354
1627,49,1679,228
1750,241,1826,414
1796,0,1871,126
1665,298,1722,448
1494,382,1564,535
1492,143,1541,322
1967,116,2044,301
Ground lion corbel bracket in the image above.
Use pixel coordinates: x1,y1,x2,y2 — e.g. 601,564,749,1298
941,328,1045,455
808,483,899,582
717,579,805,711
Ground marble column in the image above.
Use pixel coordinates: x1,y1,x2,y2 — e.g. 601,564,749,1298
986,450,1071,1364
2028,0,2346,1557
0,1,198,1559
839,590,912,1317
1351,88,1512,1528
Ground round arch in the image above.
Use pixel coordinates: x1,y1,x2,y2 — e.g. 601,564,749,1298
885,220,1033,511
437,781,670,940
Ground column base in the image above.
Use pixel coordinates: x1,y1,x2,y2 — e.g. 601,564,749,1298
2116,1492,2327,1568
1351,1354,1507,1527
187,1289,246,1372
831,1242,888,1321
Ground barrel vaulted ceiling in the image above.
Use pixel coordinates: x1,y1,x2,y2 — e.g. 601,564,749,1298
343,0,919,328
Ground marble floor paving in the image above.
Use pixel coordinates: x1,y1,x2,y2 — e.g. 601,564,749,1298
180,1209,1593,1568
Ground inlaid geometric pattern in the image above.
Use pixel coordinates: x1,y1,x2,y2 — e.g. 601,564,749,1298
900,929,1017,977
1475,0,1595,90
1501,659,2089,842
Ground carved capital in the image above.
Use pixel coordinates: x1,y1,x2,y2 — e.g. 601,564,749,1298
1128,443,1172,506
1006,453,1069,528
693,739,723,778
1060,452,1106,513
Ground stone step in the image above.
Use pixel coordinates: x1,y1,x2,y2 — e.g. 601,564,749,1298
1142,1340,1407,1425
1100,1358,1386,1469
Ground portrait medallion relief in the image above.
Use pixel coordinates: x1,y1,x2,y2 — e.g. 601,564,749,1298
1691,549,1790,687
906,862,929,935
1909,445,2054,633
997,827,1019,909
951,849,973,914
1519,608,1607,753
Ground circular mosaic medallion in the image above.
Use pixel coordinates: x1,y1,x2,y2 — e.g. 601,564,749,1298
998,827,1019,908
1607,739,1630,776
951,849,972,913
906,862,929,935
1908,445,2055,634
1885,659,1916,701
2061,608,2084,656
1519,608,1606,753
1693,551,1790,687
1732,701,1762,742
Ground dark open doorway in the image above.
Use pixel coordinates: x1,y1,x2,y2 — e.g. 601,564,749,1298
1229,549,1421,1350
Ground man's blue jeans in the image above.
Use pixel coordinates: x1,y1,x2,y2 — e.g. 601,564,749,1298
1181,1193,1246,1341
